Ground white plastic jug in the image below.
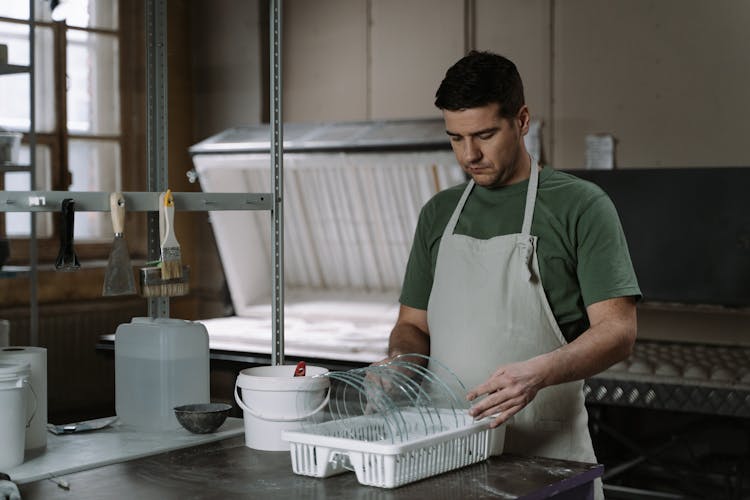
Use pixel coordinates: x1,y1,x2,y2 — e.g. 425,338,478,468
0,361,31,469
115,317,210,431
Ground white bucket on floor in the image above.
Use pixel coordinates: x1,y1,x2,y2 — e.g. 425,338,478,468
0,361,31,469
234,364,330,451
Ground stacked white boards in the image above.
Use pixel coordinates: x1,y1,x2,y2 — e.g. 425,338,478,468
189,119,464,363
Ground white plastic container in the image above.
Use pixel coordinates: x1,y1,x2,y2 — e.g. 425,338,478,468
234,364,330,451
115,317,210,431
0,361,31,469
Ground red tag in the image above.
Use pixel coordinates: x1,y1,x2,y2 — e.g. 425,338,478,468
294,361,306,377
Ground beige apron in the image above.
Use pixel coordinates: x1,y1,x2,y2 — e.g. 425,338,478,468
426,160,603,499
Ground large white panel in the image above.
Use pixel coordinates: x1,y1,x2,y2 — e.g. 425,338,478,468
554,0,750,168
284,0,368,121
370,0,465,119
195,149,460,315
475,0,552,162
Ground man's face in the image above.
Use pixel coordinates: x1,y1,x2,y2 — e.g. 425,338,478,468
443,102,529,189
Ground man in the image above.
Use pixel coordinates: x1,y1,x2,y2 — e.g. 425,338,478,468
385,51,640,498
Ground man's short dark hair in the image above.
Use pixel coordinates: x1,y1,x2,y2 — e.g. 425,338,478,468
435,50,525,119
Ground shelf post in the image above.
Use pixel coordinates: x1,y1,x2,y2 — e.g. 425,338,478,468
29,0,38,346
270,0,284,366
146,0,169,319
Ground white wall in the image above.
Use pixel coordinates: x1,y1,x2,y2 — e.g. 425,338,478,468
552,0,750,168
369,0,465,119
284,0,369,121
188,1,750,169
283,0,465,121
189,0,263,140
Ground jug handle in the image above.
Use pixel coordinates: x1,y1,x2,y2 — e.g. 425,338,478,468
234,382,330,422
22,378,38,428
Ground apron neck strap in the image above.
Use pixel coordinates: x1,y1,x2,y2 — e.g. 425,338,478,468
521,156,540,236
443,179,475,236
443,155,540,238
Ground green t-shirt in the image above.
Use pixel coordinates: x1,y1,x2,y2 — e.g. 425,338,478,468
399,165,642,342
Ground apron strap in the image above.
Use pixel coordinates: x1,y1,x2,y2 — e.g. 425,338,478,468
442,179,475,237
521,155,540,236
444,155,539,239
519,156,540,281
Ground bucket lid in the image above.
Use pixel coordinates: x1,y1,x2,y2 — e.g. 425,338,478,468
0,360,30,382
236,364,329,391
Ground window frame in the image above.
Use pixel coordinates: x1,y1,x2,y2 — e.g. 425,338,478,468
0,2,146,265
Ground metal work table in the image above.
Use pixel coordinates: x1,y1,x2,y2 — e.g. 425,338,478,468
18,435,602,500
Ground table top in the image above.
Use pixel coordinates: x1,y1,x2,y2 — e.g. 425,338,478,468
8,418,245,485
18,434,602,500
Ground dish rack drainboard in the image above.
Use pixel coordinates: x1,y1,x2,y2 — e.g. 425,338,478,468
283,409,491,488
280,355,494,488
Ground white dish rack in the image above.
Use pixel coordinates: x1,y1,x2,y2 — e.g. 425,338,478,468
282,408,493,488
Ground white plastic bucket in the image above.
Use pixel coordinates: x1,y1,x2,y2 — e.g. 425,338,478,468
234,364,330,451
0,361,31,469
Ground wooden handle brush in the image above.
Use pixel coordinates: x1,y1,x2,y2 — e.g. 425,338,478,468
160,189,183,280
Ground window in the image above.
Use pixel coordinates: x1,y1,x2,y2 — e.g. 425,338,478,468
0,0,122,245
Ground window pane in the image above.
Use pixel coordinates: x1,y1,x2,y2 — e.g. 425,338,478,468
64,0,118,30
69,139,120,240
0,2,53,27
4,144,52,238
0,3,29,20
0,21,31,66
0,24,56,132
4,171,31,237
67,31,119,135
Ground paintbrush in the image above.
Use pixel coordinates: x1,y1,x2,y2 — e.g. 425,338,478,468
160,189,183,280
140,264,190,297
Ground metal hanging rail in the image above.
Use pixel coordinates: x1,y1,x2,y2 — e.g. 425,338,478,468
0,191,272,212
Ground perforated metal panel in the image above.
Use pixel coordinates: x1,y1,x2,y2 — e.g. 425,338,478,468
585,340,750,417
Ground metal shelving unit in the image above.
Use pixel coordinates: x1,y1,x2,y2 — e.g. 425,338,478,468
0,0,38,345
0,0,286,361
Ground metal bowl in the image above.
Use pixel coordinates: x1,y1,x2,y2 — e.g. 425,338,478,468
174,403,232,434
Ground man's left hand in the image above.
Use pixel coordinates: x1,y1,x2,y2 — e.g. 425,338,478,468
466,358,546,428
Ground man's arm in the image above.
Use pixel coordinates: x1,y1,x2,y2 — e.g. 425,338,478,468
364,305,430,411
385,304,430,364
467,296,637,427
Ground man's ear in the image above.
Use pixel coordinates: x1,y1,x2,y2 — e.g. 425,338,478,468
517,105,530,135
